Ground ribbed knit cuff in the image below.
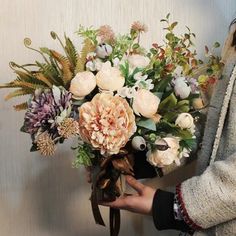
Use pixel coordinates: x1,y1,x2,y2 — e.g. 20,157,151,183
152,189,193,233
176,184,203,231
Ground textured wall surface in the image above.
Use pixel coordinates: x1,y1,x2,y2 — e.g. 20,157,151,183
0,0,235,235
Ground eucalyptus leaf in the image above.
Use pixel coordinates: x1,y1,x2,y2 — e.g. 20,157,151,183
137,119,156,131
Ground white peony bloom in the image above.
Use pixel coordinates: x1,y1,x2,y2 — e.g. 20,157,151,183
146,137,180,167
69,71,96,99
127,54,150,69
96,43,113,58
132,89,160,118
96,62,125,91
175,113,194,129
174,77,191,99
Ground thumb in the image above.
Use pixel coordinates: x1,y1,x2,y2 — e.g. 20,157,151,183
125,175,145,195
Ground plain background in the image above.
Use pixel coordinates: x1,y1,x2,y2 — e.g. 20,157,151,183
0,0,236,235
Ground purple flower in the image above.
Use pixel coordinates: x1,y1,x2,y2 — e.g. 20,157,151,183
23,86,73,141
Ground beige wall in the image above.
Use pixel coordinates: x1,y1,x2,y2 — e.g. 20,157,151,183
0,0,235,235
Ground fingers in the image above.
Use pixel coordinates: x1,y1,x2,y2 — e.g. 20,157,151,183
125,175,145,195
100,196,128,209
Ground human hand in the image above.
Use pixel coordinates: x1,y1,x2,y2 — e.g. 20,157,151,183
101,175,156,215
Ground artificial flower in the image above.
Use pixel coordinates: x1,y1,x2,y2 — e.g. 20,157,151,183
174,77,191,99
36,132,56,156
86,59,103,72
69,71,96,99
146,137,180,167
134,72,154,90
131,136,146,151
192,98,204,109
57,118,79,139
116,86,137,99
131,21,148,33
98,25,115,43
96,62,125,91
132,89,160,118
175,113,194,129
96,43,113,58
24,86,72,138
127,54,150,69
78,93,136,155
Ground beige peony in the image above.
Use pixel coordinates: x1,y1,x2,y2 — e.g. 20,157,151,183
175,113,194,129
96,62,125,91
132,89,160,118
146,137,180,167
69,71,96,99
78,93,136,155
127,54,150,69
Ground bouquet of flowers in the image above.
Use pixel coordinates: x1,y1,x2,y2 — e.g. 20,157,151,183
0,14,222,236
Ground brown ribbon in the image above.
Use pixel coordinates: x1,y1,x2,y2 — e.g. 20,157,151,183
90,153,134,236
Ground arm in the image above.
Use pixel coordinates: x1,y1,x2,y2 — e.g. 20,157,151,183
175,151,236,230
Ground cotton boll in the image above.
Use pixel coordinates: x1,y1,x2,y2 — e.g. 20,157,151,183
96,43,113,58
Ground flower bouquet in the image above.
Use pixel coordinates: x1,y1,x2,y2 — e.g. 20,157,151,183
0,14,222,236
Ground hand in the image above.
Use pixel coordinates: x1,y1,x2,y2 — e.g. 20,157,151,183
101,175,156,215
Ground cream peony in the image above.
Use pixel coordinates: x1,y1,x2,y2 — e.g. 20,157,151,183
146,137,180,167
69,71,96,99
132,89,160,118
127,54,150,69
78,93,136,155
96,62,125,91
175,113,194,129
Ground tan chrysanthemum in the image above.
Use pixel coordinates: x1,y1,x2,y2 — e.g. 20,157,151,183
131,21,148,33
58,118,80,139
78,93,136,155
36,132,56,156
98,25,115,43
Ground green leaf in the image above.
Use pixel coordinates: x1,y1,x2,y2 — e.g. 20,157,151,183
72,143,95,167
176,100,190,113
213,42,220,48
40,47,51,55
180,138,197,150
137,119,156,131
170,22,178,30
159,93,177,112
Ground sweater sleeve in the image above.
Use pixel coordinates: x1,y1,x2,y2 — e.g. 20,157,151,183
152,189,193,233
176,152,236,230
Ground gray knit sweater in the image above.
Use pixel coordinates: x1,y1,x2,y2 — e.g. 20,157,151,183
179,24,236,236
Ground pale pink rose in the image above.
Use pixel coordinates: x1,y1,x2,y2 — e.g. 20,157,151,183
78,93,136,155
146,137,180,167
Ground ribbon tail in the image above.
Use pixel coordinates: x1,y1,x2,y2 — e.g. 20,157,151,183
109,207,120,236
91,189,106,226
